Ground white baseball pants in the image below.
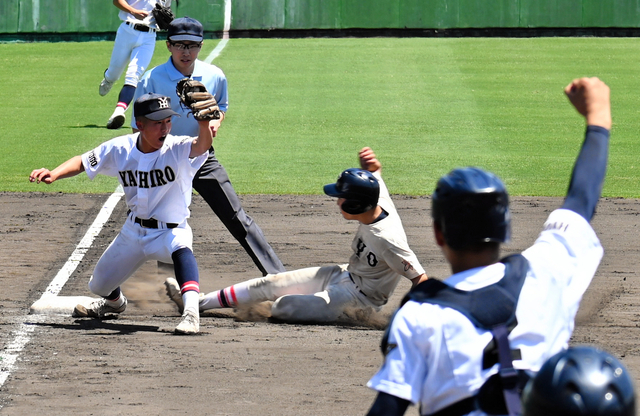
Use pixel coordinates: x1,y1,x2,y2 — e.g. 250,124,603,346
104,22,156,87
88,217,193,297
248,265,379,323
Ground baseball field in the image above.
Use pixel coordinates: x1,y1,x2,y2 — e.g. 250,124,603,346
1,37,640,414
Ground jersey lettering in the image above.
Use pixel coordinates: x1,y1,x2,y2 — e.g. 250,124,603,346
88,151,98,167
356,238,378,267
118,167,176,189
164,166,176,182
139,171,149,188
127,170,138,187
154,169,168,186
367,252,378,267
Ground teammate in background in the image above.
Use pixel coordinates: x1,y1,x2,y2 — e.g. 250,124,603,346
29,93,212,335
366,77,612,415
522,346,635,416
165,147,428,323
133,16,285,279
100,0,170,130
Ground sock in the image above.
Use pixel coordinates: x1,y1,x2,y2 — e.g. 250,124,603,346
104,287,125,307
172,247,199,287
117,84,136,107
171,248,200,312
200,281,251,310
105,287,121,301
182,290,200,315
178,278,200,312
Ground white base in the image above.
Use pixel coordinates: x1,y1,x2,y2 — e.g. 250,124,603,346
30,295,97,316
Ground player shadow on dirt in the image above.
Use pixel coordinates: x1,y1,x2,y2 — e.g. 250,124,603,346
201,301,393,330
31,320,160,335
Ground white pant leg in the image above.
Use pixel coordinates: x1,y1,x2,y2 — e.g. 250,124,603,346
143,221,193,261
89,220,193,297
104,23,136,83
89,221,146,297
124,32,156,87
246,265,341,303
269,265,365,323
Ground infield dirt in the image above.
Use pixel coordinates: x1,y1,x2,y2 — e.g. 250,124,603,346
0,192,639,415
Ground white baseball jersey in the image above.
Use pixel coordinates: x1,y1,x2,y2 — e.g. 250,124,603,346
367,208,603,415
82,133,207,224
347,171,425,306
133,58,229,135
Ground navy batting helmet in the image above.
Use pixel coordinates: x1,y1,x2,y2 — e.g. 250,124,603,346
324,168,380,215
522,346,635,416
431,167,510,250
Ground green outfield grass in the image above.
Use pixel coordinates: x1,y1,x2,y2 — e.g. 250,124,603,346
1,37,639,196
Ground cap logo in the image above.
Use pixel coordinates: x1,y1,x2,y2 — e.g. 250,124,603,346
158,97,170,109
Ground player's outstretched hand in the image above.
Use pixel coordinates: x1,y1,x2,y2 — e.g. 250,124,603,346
564,77,611,130
29,168,55,184
359,147,382,173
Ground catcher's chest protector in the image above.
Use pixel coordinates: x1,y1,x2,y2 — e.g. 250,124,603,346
382,254,530,416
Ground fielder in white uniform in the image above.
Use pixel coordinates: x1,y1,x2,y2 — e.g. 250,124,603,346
133,17,286,278
29,93,213,335
366,77,612,416
165,147,428,323
100,0,170,130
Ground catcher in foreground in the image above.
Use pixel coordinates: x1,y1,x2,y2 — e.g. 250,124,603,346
176,78,221,121
366,78,612,416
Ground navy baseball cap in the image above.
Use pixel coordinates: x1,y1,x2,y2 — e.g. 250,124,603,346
134,93,180,121
167,17,204,42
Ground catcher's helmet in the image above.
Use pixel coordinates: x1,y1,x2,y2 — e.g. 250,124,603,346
522,346,635,416
431,167,510,250
324,168,380,215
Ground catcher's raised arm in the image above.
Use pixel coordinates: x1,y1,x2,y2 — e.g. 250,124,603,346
176,78,221,121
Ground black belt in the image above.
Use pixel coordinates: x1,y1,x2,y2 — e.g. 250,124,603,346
134,217,178,229
348,273,369,298
126,21,153,32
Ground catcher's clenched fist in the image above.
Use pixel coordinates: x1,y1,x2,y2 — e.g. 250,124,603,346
564,77,611,130
176,78,221,121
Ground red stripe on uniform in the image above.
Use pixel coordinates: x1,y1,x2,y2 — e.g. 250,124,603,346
180,280,200,293
229,286,238,305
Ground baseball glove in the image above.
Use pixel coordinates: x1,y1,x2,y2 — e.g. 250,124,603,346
176,78,221,121
152,3,174,31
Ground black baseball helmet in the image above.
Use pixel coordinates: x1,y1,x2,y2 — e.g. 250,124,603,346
522,346,636,416
431,167,510,250
324,168,380,215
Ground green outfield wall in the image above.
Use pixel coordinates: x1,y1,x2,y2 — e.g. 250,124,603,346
2,0,640,35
